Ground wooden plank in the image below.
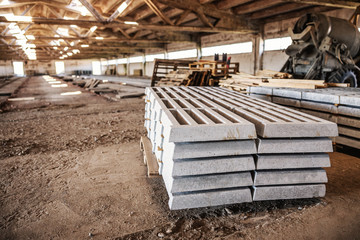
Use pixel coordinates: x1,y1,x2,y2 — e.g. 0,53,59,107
140,136,159,176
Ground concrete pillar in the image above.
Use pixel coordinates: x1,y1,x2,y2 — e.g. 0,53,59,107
196,38,202,61
253,25,265,75
126,56,130,76
142,52,146,76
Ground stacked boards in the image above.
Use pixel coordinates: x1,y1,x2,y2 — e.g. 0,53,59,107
144,87,338,210
248,87,360,149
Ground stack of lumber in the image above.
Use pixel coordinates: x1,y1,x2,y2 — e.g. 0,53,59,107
248,86,360,149
155,70,192,86
219,70,348,91
144,86,338,210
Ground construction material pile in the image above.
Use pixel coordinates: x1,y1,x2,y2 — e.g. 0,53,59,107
248,86,360,149
219,70,348,92
144,86,338,210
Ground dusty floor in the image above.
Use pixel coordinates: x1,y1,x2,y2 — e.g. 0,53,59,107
0,76,360,240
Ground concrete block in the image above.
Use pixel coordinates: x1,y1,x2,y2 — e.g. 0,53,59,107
257,138,333,154
169,155,255,177
338,126,360,140
256,153,331,169
335,135,360,149
163,171,253,193
339,94,360,107
247,86,274,95
254,169,328,186
252,184,326,201
169,187,252,210
233,107,338,138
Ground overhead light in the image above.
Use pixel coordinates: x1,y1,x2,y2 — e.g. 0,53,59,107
54,34,60,37
72,49,80,54
70,42,75,46
53,46,58,50
95,37,104,40
64,47,68,51
117,1,129,14
26,35,35,40
81,44,89,48
124,21,138,25
67,52,73,56
90,26,97,32
60,51,63,54
70,24,77,28
4,15,33,22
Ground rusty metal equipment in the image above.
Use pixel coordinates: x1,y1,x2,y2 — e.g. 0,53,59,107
281,12,360,87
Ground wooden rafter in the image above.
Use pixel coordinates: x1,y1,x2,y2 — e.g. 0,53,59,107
78,0,106,21
144,0,174,25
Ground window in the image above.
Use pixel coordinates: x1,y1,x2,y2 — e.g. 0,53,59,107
202,42,252,56
108,59,117,65
92,61,101,75
264,37,292,51
129,56,143,63
55,61,65,74
146,53,165,62
13,61,24,76
168,49,197,59
117,58,127,64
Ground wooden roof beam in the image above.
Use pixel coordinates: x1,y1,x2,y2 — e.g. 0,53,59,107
234,0,284,14
144,0,174,25
0,17,256,33
78,0,106,21
285,0,360,9
250,3,309,19
217,0,253,10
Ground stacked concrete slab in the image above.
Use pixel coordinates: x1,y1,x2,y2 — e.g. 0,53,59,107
144,86,338,210
248,86,360,149
144,87,258,210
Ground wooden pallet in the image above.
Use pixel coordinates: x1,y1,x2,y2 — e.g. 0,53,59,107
140,136,159,177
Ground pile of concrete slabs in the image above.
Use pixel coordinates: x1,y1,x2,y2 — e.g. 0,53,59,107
144,86,338,210
248,86,360,149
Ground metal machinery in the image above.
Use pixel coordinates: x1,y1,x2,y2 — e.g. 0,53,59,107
281,12,360,87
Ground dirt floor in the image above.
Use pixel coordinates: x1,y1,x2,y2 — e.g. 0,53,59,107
1,76,360,240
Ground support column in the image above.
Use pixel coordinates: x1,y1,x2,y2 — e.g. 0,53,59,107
196,37,202,61
126,56,130,76
253,25,265,75
142,52,146,76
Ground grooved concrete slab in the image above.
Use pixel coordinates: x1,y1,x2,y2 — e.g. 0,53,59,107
256,153,330,169
169,187,252,210
168,155,255,177
249,93,272,102
257,138,333,154
254,169,328,185
163,171,253,193
252,184,326,201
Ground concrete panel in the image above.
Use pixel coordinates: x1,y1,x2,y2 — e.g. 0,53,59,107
338,126,360,140
253,184,326,201
163,171,253,193
257,138,333,154
336,136,360,149
272,88,302,99
169,187,252,210
171,155,255,177
256,153,331,169
254,169,328,186
273,96,301,107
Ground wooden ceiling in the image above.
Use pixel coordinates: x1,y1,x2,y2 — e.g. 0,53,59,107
0,0,359,61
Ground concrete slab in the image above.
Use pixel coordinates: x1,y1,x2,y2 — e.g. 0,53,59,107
338,126,360,139
162,140,257,160
257,138,333,154
301,100,338,114
272,88,303,99
272,96,301,108
336,135,360,149
254,169,328,186
233,107,338,138
337,115,360,128
163,171,253,193
256,153,331,169
302,91,340,104
338,106,360,118
249,93,272,102
247,86,274,95
339,94,360,107
252,184,326,201
169,155,255,177
169,187,252,210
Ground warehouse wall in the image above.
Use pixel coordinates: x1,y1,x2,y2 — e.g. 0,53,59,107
64,59,93,74
0,61,14,76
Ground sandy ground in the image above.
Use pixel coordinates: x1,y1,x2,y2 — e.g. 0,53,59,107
0,76,359,240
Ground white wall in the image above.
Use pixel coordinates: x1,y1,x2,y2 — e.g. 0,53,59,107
64,59,93,74
0,61,14,76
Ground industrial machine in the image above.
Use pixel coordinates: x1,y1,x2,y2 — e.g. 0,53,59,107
281,12,360,87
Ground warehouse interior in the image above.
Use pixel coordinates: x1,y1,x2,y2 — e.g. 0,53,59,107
1,0,360,239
